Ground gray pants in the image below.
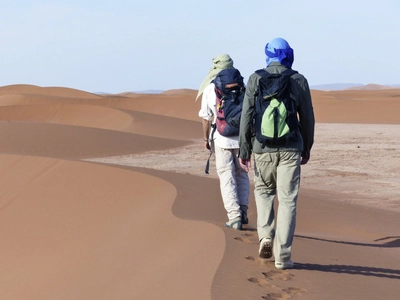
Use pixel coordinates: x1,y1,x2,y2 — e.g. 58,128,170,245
215,146,250,220
253,151,301,262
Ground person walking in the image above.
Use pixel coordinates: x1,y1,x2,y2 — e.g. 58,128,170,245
239,38,315,269
197,54,250,230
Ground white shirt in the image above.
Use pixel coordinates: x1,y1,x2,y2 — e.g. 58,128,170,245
198,83,239,149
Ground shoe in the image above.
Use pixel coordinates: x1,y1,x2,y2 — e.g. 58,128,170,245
258,237,273,259
224,217,242,230
275,260,294,270
240,205,248,225
241,210,248,225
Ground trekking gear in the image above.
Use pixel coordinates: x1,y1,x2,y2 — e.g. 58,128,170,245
240,204,248,225
196,54,234,101
213,68,245,137
259,237,273,259
205,148,213,174
275,260,294,270
224,216,242,230
253,68,298,148
204,67,244,174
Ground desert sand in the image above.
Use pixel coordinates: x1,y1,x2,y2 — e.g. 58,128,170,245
0,84,399,300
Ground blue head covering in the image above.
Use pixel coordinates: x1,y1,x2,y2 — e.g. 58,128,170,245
265,37,294,68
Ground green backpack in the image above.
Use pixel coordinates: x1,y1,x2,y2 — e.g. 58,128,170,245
253,68,298,148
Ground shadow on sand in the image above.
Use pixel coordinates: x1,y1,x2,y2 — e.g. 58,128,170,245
295,235,400,279
296,234,400,248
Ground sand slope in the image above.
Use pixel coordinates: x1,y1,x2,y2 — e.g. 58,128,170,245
0,84,399,299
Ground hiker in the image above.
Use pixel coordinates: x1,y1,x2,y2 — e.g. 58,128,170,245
239,38,315,269
196,54,250,230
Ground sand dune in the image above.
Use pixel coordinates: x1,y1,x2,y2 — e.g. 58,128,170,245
311,89,400,124
0,104,133,130
0,155,223,299
0,84,399,299
0,84,101,98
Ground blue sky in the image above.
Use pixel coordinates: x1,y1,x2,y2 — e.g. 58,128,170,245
0,0,399,93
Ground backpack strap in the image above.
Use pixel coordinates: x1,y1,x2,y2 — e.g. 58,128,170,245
255,68,269,77
204,124,217,174
255,68,298,79
254,68,296,100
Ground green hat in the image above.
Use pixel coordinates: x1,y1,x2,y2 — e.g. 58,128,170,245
196,54,234,101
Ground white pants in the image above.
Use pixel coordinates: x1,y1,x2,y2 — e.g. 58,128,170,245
215,146,250,220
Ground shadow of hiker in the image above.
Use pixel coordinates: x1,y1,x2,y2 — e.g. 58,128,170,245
295,234,400,248
294,262,400,280
293,235,400,279
373,236,400,247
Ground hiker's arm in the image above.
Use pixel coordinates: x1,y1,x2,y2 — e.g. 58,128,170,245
296,76,315,163
198,84,215,150
202,119,211,141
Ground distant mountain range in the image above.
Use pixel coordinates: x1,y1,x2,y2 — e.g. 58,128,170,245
132,89,165,94
108,84,400,95
311,83,400,91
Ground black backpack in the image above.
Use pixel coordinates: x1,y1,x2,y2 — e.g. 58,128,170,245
253,68,299,148
212,68,245,137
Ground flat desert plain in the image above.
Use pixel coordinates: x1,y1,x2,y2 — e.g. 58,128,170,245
0,84,399,300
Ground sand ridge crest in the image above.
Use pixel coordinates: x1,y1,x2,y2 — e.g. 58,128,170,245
0,85,399,299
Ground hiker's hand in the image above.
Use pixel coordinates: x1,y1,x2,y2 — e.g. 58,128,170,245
300,157,309,165
205,141,211,151
301,151,309,165
239,158,251,172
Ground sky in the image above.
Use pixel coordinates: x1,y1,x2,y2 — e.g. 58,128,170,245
0,0,399,94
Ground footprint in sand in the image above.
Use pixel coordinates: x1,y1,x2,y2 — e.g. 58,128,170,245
234,236,254,244
244,236,307,299
262,270,294,281
245,255,276,267
245,255,257,262
247,271,293,291
262,292,291,300
261,287,307,300
247,277,278,289
234,232,258,244
248,266,307,299
283,287,308,296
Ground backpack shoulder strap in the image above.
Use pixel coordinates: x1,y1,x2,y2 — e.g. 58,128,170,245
254,68,298,100
255,69,269,78
256,68,297,78
283,68,298,77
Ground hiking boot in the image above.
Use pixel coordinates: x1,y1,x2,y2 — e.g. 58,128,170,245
241,210,248,225
240,205,248,225
275,260,294,270
258,237,273,259
224,217,242,230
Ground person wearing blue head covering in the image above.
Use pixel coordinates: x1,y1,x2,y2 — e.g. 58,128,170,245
265,37,294,68
239,38,315,270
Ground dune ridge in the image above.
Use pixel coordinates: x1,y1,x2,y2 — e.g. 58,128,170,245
0,84,102,98
0,84,399,299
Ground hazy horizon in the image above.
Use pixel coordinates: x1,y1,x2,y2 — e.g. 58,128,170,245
1,0,399,94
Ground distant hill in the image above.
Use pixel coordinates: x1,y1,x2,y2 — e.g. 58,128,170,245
162,89,197,95
346,84,400,90
311,83,400,91
133,89,164,94
311,83,363,91
96,90,164,95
